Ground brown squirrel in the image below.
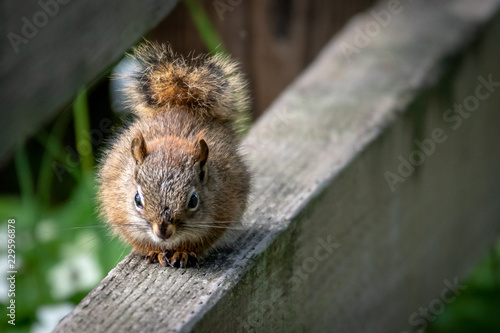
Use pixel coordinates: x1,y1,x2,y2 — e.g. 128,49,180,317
98,42,251,268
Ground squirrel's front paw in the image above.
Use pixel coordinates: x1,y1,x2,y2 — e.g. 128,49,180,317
145,251,160,264
159,249,198,268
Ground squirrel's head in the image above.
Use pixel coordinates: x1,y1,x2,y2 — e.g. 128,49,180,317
128,130,215,247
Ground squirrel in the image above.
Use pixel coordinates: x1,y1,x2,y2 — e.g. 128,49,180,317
98,42,251,268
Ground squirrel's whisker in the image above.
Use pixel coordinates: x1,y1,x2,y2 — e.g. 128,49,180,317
185,224,245,230
190,221,239,224
58,225,106,230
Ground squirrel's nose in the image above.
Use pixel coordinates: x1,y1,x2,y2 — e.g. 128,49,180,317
153,220,173,240
155,230,170,240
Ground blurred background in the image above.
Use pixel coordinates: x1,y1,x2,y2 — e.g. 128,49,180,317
0,0,499,332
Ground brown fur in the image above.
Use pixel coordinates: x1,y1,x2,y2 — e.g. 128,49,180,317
123,41,249,134
98,42,251,268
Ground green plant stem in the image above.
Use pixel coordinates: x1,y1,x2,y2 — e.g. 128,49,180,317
73,88,94,175
184,0,227,54
36,131,81,178
14,145,34,208
37,109,74,205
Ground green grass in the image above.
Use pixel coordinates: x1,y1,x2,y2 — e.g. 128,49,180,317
426,238,500,332
73,88,94,174
183,0,227,54
0,89,126,333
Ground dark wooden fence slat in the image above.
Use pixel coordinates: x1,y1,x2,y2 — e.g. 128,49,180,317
0,0,178,164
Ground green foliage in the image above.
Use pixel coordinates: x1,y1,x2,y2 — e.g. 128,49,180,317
0,89,126,333
73,88,94,174
426,238,500,332
183,0,227,55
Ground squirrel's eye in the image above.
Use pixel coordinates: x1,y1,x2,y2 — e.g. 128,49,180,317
187,191,199,210
134,192,143,210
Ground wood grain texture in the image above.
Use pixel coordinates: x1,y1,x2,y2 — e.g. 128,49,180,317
55,0,500,332
0,0,178,164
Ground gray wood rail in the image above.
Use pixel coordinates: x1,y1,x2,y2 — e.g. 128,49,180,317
0,0,178,165
55,0,500,332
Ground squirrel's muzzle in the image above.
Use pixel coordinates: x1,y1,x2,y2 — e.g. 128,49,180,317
152,220,174,240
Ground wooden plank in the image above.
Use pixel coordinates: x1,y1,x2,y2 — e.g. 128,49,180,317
55,0,500,332
0,0,178,164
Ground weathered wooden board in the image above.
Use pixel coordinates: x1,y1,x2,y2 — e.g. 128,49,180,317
0,0,178,165
55,0,500,332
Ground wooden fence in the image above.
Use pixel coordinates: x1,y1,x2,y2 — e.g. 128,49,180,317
0,0,378,165
0,0,178,164
54,0,500,331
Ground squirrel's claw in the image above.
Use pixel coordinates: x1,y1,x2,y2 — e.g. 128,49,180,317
145,251,159,264
158,251,168,267
161,250,197,268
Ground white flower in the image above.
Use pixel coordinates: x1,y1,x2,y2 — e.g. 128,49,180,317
47,231,102,300
31,303,74,333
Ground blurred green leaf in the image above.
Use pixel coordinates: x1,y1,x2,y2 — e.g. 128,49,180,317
73,88,94,175
184,0,227,54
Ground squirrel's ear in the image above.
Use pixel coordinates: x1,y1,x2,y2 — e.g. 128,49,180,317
131,131,148,165
197,139,209,182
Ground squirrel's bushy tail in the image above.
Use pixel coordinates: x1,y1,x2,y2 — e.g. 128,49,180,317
124,42,250,132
